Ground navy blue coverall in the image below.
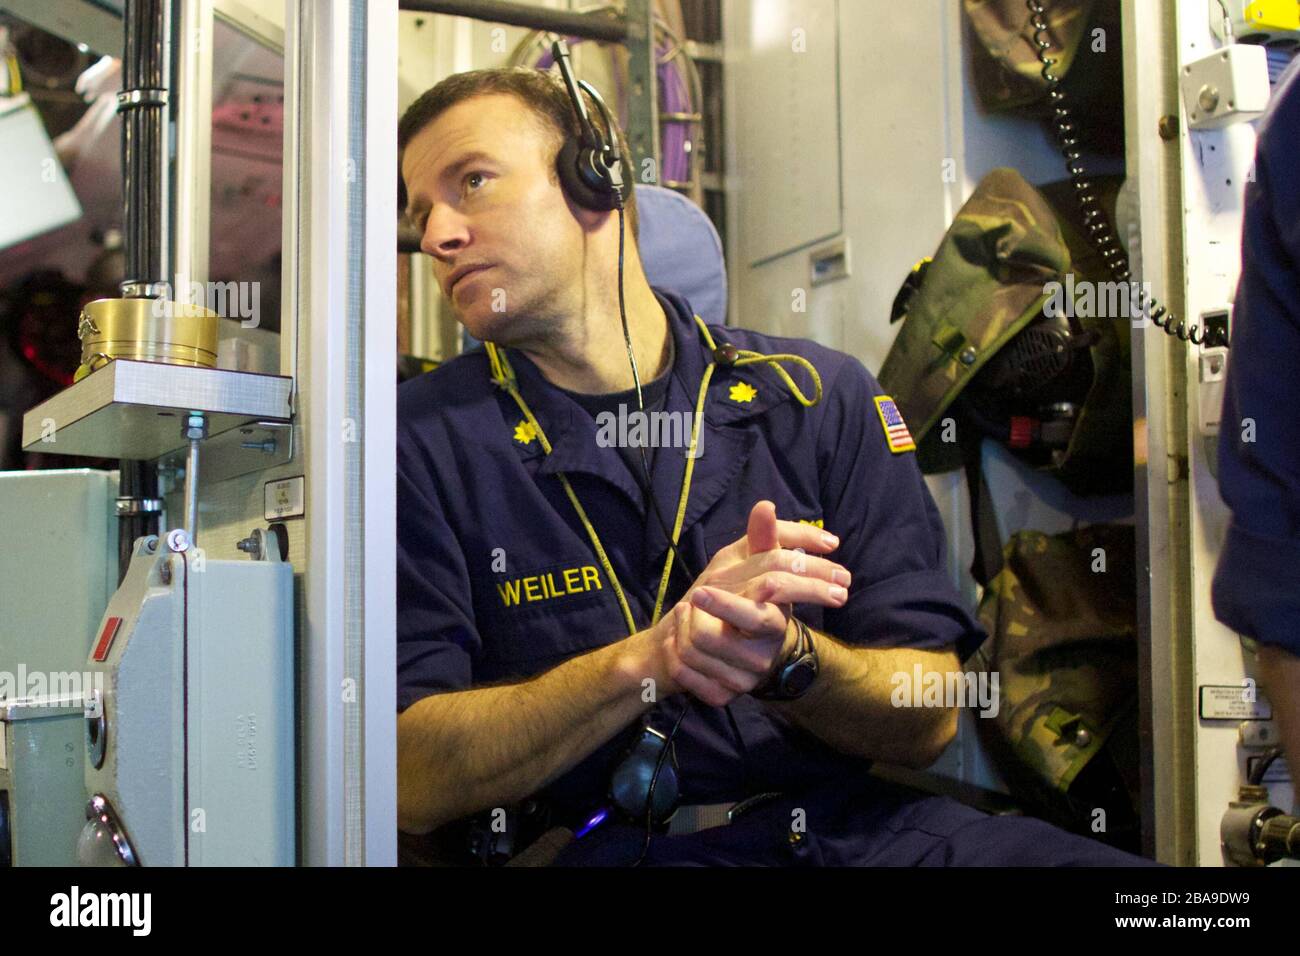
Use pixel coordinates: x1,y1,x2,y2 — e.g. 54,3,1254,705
1213,58,1300,658
397,287,1156,866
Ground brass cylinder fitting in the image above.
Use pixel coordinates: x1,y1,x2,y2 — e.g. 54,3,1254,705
75,297,219,380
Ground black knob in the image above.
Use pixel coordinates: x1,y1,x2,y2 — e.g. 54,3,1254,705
713,344,739,367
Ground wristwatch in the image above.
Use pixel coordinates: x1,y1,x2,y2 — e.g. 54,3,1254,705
751,617,819,700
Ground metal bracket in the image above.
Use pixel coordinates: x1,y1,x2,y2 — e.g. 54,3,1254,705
157,420,293,494
116,88,171,110
624,0,659,186
1180,46,1270,130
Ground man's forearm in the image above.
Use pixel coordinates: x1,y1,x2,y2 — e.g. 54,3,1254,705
766,629,958,768
397,632,655,834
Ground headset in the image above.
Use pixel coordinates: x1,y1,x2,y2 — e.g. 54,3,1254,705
550,39,751,865
551,40,631,212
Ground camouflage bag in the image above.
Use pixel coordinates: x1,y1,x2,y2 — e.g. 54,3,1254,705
973,523,1141,850
964,0,1124,154
878,167,1133,502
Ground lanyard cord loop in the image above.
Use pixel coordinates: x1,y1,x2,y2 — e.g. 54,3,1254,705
691,317,823,408
484,314,823,637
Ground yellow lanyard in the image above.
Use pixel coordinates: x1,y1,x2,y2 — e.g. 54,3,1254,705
486,314,823,637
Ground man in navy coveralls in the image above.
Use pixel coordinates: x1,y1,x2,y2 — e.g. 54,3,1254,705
1213,59,1300,790
394,67,1156,866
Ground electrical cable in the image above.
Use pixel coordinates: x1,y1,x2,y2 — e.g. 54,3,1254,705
1214,0,1236,41
1248,746,1283,786
492,41,770,862
1026,0,1228,348
611,197,750,866
633,704,687,867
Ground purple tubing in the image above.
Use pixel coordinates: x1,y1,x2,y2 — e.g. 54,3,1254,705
533,37,694,186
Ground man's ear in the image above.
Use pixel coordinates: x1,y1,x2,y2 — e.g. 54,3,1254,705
560,190,615,234
551,167,611,233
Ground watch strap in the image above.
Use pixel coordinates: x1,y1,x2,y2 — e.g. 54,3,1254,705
752,617,816,700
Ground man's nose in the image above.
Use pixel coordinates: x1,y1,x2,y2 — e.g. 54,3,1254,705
420,205,470,259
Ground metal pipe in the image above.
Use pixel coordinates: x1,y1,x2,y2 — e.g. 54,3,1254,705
398,220,422,254
623,0,658,183
117,461,139,584
398,0,628,44
396,0,665,248
184,438,200,544
115,465,162,583
180,411,208,544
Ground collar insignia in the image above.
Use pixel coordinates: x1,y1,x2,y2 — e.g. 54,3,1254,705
728,381,758,404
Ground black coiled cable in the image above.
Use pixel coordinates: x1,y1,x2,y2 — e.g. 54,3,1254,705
1026,0,1228,348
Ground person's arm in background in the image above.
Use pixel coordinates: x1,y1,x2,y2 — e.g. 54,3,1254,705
1257,646,1300,798
1211,59,1300,796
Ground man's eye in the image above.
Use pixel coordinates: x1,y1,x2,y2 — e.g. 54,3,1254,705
464,171,486,192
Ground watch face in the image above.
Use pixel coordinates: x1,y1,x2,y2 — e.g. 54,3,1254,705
783,659,818,697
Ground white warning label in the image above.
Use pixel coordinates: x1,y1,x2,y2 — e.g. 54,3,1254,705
264,475,305,521
1199,685,1272,721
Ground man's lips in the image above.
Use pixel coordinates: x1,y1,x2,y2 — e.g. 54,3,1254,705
449,265,491,295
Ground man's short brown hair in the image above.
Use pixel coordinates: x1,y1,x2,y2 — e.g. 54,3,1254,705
398,67,639,239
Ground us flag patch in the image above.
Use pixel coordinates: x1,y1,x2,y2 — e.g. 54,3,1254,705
873,395,916,453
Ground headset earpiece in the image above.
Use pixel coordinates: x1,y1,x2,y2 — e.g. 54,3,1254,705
551,39,629,212
556,137,625,211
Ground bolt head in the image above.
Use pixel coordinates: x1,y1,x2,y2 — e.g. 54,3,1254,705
183,412,208,441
